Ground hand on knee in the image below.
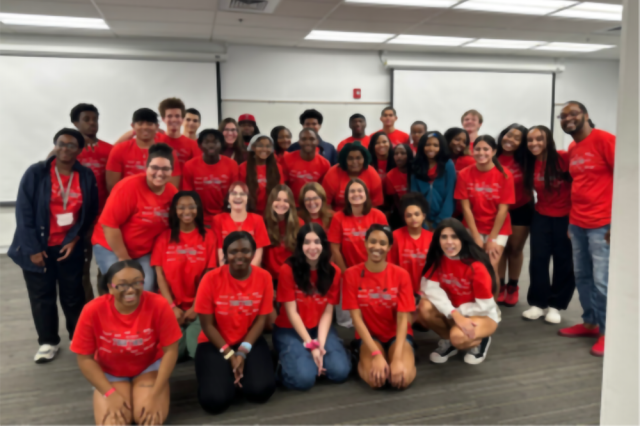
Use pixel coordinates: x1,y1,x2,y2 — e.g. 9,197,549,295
449,328,469,350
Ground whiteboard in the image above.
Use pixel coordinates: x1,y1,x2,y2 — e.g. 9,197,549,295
0,56,218,202
392,70,554,138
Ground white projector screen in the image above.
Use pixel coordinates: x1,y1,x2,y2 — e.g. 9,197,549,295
0,56,219,202
392,69,554,139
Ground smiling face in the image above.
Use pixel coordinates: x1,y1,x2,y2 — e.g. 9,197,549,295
176,195,197,226
228,184,248,211
163,108,183,133
132,121,158,142
374,135,391,158
527,127,547,158
346,150,365,175
473,140,496,166
393,145,408,169
299,130,318,155
239,121,256,138
54,134,81,163
226,238,254,274
223,123,239,145
462,113,481,135
184,112,200,134
302,231,323,261
410,123,426,145
109,267,144,308
449,132,467,156
366,230,391,263
501,128,523,153
277,128,292,152
272,190,290,217
75,111,98,138
560,103,587,135
424,136,440,160
200,134,222,157
303,189,323,216
146,157,172,187
347,182,366,207
253,138,273,161
439,227,462,257
404,205,426,230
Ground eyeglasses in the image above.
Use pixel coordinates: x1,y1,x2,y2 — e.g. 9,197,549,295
223,128,238,133
149,165,172,173
111,281,144,292
230,191,248,197
304,196,321,203
557,111,582,120
56,142,79,150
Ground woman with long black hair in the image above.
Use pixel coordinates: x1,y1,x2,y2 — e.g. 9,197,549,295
273,223,350,390
444,127,475,173
496,124,533,306
384,144,414,229
270,126,292,165
368,131,395,183
522,125,574,324
152,191,217,361
239,134,284,215
417,218,500,365
410,131,456,229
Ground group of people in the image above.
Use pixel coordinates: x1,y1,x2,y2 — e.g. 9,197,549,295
9,97,615,424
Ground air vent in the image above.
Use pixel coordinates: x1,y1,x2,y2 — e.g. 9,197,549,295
219,0,282,14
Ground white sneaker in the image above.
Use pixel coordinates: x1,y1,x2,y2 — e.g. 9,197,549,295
522,306,545,320
34,344,59,364
464,337,491,365
429,339,458,364
545,308,562,324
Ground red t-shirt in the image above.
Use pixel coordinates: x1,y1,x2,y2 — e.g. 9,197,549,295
308,216,329,230
70,292,182,378
106,139,182,178
194,265,273,345
376,159,388,183
322,165,384,211
337,135,370,152
568,129,615,229
151,229,218,311
342,263,415,342
238,162,285,215
182,156,239,226
263,219,304,279
453,155,476,173
534,151,572,218
282,152,331,205
388,227,433,293
77,140,112,213
373,129,410,147
498,154,531,209
274,263,341,329
211,212,270,249
384,168,408,198
454,165,515,235
327,209,388,268
424,256,493,308
48,160,83,247
92,175,178,258
155,133,200,168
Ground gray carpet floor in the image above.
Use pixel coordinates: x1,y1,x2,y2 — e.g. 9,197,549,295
0,249,603,425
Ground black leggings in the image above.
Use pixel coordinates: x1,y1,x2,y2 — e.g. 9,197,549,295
195,336,276,414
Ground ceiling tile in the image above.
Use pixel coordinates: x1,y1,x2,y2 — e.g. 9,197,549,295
273,0,340,19
317,19,414,34
213,24,306,40
215,11,316,31
95,0,216,9
0,0,100,18
328,4,442,24
98,5,215,24
108,20,212,38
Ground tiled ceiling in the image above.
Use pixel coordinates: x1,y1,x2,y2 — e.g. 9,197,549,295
0,0,623,59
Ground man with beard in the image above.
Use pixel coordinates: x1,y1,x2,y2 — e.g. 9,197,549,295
557,101,615,358
238,113,260,145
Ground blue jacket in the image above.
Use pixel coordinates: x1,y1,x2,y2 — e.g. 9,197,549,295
288,137,338,166
8,157,99,273
410,159,456,228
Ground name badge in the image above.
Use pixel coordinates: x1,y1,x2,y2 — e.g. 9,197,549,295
56,212,74,227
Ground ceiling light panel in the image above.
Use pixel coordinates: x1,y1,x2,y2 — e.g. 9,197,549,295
552,2,623,21
465,38,544,49
535,42,615,52
305,30,394,43
455,0,577,16
0,13,109,29
388,35,474,46
345,0,459,7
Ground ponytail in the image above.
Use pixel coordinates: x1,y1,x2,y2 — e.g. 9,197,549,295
492,157,508,179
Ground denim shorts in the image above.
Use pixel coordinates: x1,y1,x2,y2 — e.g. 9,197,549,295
104,359,161,383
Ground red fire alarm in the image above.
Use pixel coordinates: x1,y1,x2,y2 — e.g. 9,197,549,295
353,88,361,99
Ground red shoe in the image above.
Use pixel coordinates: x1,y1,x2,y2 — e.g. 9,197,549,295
496,286,507,304
558,323,600,338
503,286,519,307
590,336,605,357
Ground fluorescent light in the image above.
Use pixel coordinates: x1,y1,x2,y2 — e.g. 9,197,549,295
465,38,544,49
455,0,577,16
305,30,394,43
0,13,109,29
535,42,615,52
552,2,623,21
345,0,458,6
388,35,474,46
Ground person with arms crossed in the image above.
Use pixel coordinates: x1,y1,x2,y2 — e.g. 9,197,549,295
298,182,334,231
9,128,99,363
182,129,239,226
418,218,500,365
374,107,410,147
461,109,483,149
521,125,574,324
240,134,284,215
557,101,615,357
71,260,181,426
152,191,217,361
93,144,178,291
182,108,201,141
194,232,276,414
337,114,370,152
106,108,181,191
273,223,350,390
343,225,416,389
288,109,338,166
219,118,247,164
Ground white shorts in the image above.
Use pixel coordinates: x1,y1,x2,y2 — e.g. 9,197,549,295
467,230,508,247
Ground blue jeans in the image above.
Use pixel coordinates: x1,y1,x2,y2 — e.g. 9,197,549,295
273,325,350,391
568,224,610,334
93,244,156,292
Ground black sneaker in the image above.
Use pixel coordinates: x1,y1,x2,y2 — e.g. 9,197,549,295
429,339,458,363
464,336,491,365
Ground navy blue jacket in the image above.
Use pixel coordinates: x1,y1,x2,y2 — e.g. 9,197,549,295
288,137,338,166
8,157,99,273
410,159,457,228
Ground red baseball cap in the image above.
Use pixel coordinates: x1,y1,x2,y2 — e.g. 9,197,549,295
238,113,256,123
